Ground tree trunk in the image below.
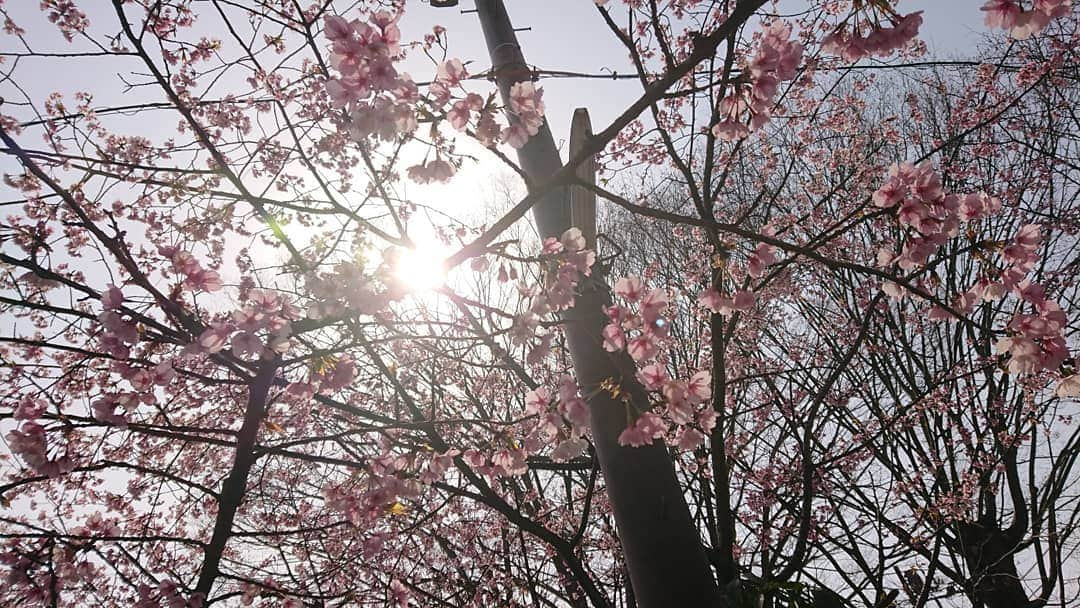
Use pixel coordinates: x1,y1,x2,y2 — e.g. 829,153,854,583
956,523,1031,608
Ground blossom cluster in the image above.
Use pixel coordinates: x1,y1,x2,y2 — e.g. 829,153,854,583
712,22,803,141
500,81,546,149
872,162,1073,389
322,452,421,526
991,227,1069,376
134,580,204,608
281,353,359,403
821,10,923,62
747,225,780,278
5,397,73,477
159,245,223,293
509,228,596,365
873,161,994,273
236,581,304,608
92,284,177,425
602,276,717,449
91,390,154,427
696,226,777,316
323,11,415,136
324,12,546,185
520,376,591,463
996,293,1069,374
1,537,102,606
197,289,298,360
603,276,668,361
41,0,89,42
411,69,546,182
305,261,393,319
97,288,140,359
626,363,714,449
698,288,755,317
981,0,1072,39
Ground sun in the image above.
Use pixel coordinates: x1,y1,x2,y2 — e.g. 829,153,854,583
392,244,448,292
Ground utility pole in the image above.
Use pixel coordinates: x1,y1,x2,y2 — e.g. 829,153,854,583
466,1,724,605
568,108,597,250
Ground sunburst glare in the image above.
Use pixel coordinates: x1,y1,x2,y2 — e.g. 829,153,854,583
392,243,449,292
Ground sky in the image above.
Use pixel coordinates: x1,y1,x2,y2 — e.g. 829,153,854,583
400,0,990,154
395,0,995,239
1,0,993,176
0,0,998,264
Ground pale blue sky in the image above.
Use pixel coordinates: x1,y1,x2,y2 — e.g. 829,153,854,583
2,1,991,155
0,1,994,239
401,0,990,151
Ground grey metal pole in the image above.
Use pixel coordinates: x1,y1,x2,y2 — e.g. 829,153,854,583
474,0,572,239
471,2,723,605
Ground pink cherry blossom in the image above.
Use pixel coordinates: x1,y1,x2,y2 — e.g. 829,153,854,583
323,15,354,41
686,370,711,404
747,227,778,278
447,99,471,130
500,121,530,149
639,288,668,324
98,310,139,344
698,288,727,314
627,334,659,362
617,412,666,447
551,437,589,462
14,397,46,420
101,284,124,310
435,58,467,87
602,323,626,351
231,331,264,359
982,0,1024,29
7,421,73,477
676,427,706,451
389,580,410,608
197,323,233,354
663,382,694,424
183,266,222,292
492,448,528,476
822,11,923,61
524,387,551,415
732,290,755,311
636,363,669,391
981,0,1070,37
559,395,590,431
613,275,645,301
560,227,586,252
318,357,357,392
407,158,455,184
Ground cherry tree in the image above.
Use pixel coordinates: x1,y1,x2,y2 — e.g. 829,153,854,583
603,32,1080,605
0,1,1076,607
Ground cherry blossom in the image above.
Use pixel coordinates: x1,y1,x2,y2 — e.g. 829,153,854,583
982,0,1072,38
101,285,124,310
617,412,666,448
822,9,923,61
406,158,456,184
711,22,803,140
